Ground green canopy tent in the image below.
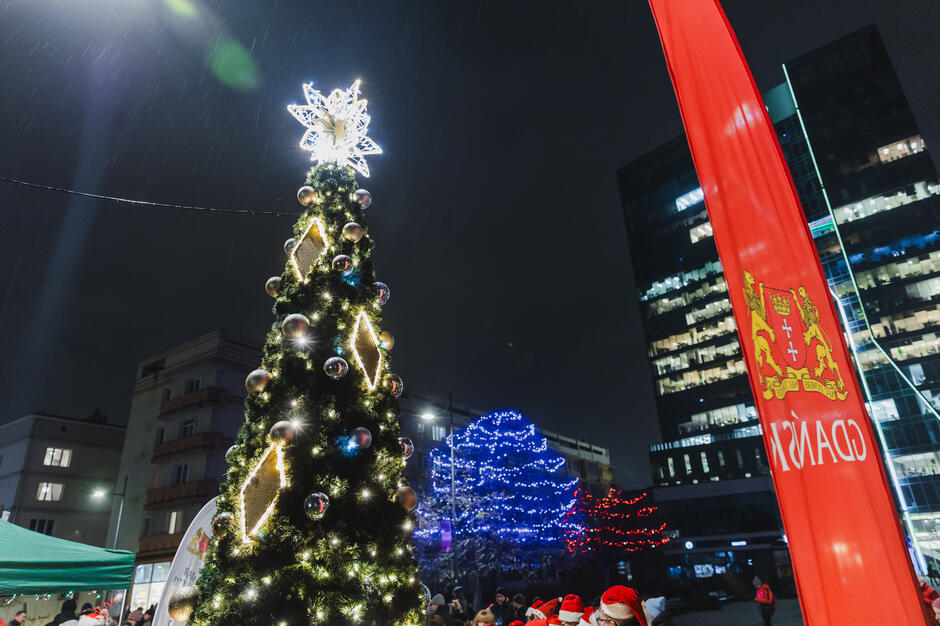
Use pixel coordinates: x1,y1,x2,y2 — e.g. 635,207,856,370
0,520,134,594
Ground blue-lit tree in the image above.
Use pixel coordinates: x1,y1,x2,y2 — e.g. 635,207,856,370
414,410,580,584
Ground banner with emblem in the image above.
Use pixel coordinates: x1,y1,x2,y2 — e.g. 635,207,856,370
153,497,217,626
648,1,927,624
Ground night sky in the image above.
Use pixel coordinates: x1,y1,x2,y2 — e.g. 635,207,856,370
0,0,937,488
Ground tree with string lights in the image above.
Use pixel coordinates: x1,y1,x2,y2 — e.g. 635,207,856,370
414,410,580,584
171,81,424,626
565,488,670,555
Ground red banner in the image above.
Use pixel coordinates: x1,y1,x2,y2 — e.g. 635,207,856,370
647,1,927,623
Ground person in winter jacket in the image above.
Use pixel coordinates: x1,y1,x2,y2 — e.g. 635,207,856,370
45,599,79,626
640,597,674,626
511,594,528,623
753,577,776,626
596,586,647,626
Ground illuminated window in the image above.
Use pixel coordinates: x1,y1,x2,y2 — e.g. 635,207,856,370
36,482,64,501
167,510,184,534
876,135,925,164
43,448,72,468
667,457,676,477
717,450,726,467
431,425,446,441
689,221,714,244
683,454,692,474
675,187,705,211
700,452,710,473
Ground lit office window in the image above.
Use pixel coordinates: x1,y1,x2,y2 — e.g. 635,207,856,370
667,457,676,477
43,448,72,468
876,135,925,164
683,454,692,474
36,482,64,501
675,187,705,211
700,452,710,473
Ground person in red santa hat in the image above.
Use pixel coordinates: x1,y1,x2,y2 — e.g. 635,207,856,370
579,606,598,626
526,596,561,625
556,594,584,626
525,599,546,622
596,586,647,626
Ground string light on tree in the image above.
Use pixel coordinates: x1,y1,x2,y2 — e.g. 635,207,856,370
564,489,670,553
414,410,580,583
189,81,422,626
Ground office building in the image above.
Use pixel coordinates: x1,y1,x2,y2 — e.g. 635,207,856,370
617,24,940,585
109,330,261,609
0,410,125,547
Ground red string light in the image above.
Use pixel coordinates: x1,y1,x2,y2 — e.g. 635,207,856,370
565,488,671,553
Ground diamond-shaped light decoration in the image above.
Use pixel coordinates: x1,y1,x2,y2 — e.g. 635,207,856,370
240,443,288,541
290,217,330,281
350,311,383,390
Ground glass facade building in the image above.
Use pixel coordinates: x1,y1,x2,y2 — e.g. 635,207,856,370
618,24,940,578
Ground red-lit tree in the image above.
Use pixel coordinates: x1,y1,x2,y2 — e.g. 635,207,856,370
565,488,670,554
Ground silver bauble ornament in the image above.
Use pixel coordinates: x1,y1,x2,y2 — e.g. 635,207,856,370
269,420,295,442
342,222,364,242
281,313,310,338
374,282,390,306
379,330,395,350
386,373,404,399
352,188,372,209
167,585,200,622
351,427,372,449
211,511,235,537
265,276,282,298
323,357,349,380
394,486,418,512
331,254,353,274
284,237,296,254
399,437,414,460
422,583,432,603
304,492,330,520
245,369,271,394
297,185,318,207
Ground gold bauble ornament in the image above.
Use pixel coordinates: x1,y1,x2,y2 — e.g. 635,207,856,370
281,313,310,339
265,276,282,298
167,585,200,622
342,222,363,242
297,185,318,207
379,330,395,350
394,486,417,511
245,369,271,394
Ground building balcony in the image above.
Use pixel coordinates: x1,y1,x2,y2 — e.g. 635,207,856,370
137,532,184,560
159,387,236,419
152,431,231,462
145,479,217,509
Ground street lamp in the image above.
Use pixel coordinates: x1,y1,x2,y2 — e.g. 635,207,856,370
421,393,458,584
92,476,128,550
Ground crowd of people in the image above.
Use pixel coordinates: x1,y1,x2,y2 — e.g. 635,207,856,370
427,577,782,626
427,585,677,626
0,599,158,626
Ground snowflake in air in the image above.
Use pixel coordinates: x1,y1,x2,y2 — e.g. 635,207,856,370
287,80,383,177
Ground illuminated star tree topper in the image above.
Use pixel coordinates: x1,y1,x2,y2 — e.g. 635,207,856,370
287,79,383,177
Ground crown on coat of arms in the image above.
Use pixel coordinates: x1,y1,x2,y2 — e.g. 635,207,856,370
770,293,791,315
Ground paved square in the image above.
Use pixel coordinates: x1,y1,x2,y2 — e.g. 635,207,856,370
675,599,803,626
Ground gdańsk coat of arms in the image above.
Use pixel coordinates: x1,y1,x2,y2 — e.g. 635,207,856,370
743,270,848,401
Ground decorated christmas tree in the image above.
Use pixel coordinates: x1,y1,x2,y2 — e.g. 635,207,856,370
180,81,424,626
565,489,669,555
414,410,580,583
